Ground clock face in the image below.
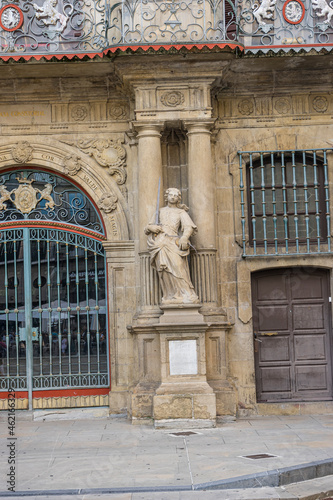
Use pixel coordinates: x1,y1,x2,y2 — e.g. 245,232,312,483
0,5,24,31
283,0,305,24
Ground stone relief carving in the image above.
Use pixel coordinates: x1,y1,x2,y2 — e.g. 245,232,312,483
33,0,68,34
144,187,199,305
62,154,84,176
253,0,276,27
71,105,88,121
312,0,333,24
160,91,185,108
97,192,118,213
0,175,55,214
11,141,34,163
108,104,128,120
220,93,331,120
274,98,291,114
61,138,126,185
238,99,254,116
312,95,328,113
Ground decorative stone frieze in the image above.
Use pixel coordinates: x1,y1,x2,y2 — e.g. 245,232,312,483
134,79,215,122
11,141,33,163
218,93,333,123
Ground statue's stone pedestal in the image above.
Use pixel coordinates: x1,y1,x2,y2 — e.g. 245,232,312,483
153,304,216,429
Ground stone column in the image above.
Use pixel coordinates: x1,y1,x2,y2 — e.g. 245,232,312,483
185,120,216,249
185,120,220,312
135,122,164,251
135,121,164,322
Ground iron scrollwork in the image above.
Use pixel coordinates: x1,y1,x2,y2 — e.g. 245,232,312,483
0,171,104,235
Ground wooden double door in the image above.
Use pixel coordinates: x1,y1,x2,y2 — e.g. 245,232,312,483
252,268,333,402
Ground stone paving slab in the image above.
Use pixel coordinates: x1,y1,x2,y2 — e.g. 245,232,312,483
0,413,333,498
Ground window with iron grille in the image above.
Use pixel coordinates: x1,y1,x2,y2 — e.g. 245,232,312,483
239,150,331,256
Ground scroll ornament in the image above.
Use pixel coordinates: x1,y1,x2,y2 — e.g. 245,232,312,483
61,138,126,185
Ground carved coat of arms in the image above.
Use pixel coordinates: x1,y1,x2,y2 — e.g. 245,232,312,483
0,175,55,214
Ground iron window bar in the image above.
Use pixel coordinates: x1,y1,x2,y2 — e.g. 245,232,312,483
239,148,333,257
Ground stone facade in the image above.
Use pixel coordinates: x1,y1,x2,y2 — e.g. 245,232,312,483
1,50,333,423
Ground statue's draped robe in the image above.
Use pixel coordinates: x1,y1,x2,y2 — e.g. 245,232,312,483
147,206,199,304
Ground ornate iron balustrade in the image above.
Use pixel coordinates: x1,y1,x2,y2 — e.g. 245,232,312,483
238,0,333,52
1,0,333,59
239,149,333,257
0,0,239,59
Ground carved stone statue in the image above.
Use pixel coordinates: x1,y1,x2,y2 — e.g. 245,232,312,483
145,188,199,305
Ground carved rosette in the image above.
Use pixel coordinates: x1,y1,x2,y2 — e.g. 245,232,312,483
71,105,88,121
97,192,118,213
238,99,254,116
274,98,291,114
312,96,328,113
160,91,185,107
11,141,34,163
62,154,83,176
62,138,127,185
109,105,127,120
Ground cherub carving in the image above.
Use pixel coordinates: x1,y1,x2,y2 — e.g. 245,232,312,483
0,185,13,211
253,0,276,24
312,0,333,24
38,184,55,210
33,0,68,32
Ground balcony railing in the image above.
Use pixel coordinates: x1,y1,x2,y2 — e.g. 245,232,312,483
0,0,239,59
0,0,333,60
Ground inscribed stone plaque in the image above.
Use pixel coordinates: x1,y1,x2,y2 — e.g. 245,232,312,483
169,340,198,375
0,105,51,124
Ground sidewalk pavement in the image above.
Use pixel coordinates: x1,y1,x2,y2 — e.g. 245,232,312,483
1,409,333,499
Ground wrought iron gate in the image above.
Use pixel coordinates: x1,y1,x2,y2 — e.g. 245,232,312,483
0,171,109,407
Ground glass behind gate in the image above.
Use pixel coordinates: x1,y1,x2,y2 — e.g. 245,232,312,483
0,171,108,392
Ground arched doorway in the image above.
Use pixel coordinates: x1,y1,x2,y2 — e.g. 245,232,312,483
0,170,109,409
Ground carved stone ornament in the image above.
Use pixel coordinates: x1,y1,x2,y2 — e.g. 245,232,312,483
62,154,83,176
62,138,127,185
0,175,55,214
274,98,291,114
253,0,276,26
33,0,68,34
109,105,127,120
160,91,185,108
238,99,254,116
97,192,118,213
312,95,328,113
11,141,34,164
71,105,88,121
312,0,333,24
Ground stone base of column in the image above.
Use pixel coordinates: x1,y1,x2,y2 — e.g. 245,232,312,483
153,304,216,429
208,381,237,417
131,381,160,425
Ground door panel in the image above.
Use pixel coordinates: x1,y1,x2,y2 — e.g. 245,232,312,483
253,268,333,402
